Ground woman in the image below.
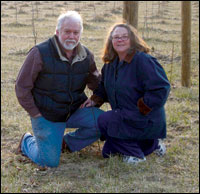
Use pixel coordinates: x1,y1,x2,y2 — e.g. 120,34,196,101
81,23,170,164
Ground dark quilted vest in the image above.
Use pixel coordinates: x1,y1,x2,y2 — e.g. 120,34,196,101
32,38,90,122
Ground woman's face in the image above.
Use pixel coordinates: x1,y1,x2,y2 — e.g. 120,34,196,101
111,27,130,55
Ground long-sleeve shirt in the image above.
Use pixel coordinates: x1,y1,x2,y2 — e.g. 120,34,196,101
15,36,100,117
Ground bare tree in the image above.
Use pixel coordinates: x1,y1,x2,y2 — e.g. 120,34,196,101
181,1,191,87
51,1,54,16
35,1,39,19
142,1,149,39
123,1,139,29
31,2,37,45
14,1,18,23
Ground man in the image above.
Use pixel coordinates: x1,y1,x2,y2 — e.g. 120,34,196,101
15,11,104,167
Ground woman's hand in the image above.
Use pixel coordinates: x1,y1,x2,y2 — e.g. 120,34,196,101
80,98,96,108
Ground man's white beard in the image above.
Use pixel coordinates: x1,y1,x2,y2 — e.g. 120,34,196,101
59,36,79,50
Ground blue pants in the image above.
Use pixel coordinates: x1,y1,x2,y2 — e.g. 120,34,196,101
98,111,159,159
21,107,104,167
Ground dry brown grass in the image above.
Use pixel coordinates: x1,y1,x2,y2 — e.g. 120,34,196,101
1,1,199,193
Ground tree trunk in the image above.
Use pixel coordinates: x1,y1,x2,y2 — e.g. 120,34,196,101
181,1,191,87
123,1,139,29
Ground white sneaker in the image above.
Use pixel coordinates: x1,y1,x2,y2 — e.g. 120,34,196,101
154,139,166,156
123,156,146,165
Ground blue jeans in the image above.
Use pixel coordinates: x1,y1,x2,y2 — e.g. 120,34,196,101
21,107,104,167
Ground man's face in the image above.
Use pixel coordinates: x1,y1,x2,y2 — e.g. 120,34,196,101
56,19,81,51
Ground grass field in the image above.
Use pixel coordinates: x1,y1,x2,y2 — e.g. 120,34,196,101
1,1,199,193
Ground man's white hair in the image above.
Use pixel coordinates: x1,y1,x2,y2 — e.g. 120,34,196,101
56,11,83,33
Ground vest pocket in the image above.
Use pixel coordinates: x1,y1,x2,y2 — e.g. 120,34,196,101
42,96,53,111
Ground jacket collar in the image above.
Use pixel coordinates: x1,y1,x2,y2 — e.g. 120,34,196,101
112,50,136,68
112,51,136,66
124,50,136,64
52,35,87,63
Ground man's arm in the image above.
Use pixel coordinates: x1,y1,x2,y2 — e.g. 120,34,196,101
15,47,43,118
86,53,101,91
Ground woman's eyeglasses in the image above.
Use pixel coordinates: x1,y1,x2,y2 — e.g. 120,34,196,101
112,35,129,41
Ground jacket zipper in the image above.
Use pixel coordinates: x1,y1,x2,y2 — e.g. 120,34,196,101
66,63,73,120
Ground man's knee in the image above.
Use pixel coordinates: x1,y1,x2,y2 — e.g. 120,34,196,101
97,111,112,129
47,160,60,168
97,112,112,139
43,153,60,168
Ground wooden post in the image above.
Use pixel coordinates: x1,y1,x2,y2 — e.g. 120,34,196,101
181,1,191,87
123,1,139,29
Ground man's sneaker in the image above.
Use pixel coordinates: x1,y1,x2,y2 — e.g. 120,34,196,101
123,155,146,165
15,132,32,155
61,139,72,153
154,139,166,156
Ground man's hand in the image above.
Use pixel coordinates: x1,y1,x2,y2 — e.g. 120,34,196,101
80,99,96,108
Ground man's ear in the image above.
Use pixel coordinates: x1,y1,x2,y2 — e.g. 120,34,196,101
56,30,59,36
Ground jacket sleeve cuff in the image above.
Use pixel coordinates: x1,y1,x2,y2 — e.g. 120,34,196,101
137,97,152,115
90,94,104,107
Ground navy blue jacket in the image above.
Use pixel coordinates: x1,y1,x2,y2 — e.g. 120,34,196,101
94,51,171,140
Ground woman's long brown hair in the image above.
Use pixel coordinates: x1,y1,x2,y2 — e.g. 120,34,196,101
102,23,150,64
